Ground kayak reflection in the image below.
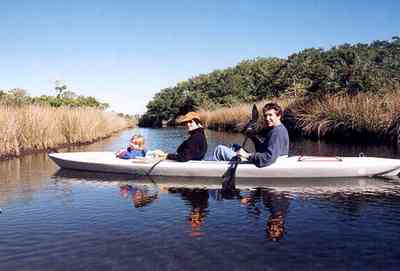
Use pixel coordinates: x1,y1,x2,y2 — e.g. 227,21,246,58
52,169,400,242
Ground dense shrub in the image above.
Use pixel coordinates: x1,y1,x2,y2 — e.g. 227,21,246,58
140,37,400,127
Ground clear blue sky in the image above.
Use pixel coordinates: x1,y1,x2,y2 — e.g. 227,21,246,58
1,0,399,114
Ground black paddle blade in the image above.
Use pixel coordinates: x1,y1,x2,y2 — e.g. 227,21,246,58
241,104,259,133
251,104,259,124
222,156,240,192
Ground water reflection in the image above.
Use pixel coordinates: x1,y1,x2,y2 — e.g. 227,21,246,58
167,188,209,237
0,153,57,206
119,184,159,208
240,188,290,241
2,128,400,270
53,168,400,193
101,172,400,242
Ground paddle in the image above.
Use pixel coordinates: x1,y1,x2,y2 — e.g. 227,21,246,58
240,104,259,152
222,104,259,193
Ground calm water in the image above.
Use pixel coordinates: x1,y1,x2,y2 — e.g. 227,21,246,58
1,128,400,270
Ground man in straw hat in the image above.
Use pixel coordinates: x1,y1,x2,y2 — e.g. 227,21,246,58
164,111,208,162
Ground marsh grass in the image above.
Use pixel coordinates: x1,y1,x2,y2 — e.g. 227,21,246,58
291,92,400,143
0,105,134,158
199,97,295,132
198,91,400,145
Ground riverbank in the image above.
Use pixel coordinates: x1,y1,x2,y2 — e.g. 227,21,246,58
198,91,400,147
0,105,136,160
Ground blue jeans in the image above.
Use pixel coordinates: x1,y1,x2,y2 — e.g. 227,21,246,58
213,145,236,161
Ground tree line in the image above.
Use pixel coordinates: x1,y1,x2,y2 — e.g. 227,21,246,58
0,81,109,109
139,37,400,127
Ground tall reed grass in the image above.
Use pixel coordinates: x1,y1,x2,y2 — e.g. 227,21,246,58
290,92,400,144
198,91,400,146
0,105,135,158
198,97,295,132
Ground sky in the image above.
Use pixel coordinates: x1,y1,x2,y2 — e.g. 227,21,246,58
1,0,399,114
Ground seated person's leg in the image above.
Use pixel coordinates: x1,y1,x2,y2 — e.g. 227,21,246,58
213,145,236,161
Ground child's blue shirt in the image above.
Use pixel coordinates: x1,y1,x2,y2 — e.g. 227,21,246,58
119,149,146,159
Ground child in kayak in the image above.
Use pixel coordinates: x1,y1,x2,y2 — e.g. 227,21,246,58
116,135,147,159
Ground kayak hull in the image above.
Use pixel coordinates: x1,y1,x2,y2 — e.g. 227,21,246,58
48,152,400,178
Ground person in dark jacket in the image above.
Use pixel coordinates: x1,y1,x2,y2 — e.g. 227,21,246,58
213,102,289,167
166,112,208,162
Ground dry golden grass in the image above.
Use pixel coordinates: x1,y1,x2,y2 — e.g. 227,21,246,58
197,91,400,145
198,97,295,131
0,105,134,158
292,91,400,138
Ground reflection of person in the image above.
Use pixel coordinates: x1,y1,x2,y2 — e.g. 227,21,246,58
116,135,147,159
267,213,285,242
119,184,158,208
164,112,208,162
213,103,289,167
263,191,289,241
240,188,290,241
168,187,209,237
131,189,158,208
120,184,132,198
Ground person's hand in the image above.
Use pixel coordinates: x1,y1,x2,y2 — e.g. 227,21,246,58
153,149,168,160
243,122,257,136
236,148,250,161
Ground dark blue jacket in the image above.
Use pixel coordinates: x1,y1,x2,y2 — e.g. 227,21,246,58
248,123,289,168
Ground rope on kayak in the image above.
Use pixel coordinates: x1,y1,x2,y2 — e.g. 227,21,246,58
146,159,164,177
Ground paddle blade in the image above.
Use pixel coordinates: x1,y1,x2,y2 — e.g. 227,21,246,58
241,104,259,134
221,156,240,192
251,104,259,123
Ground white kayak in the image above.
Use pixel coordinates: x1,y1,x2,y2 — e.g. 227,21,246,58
48,152,400,178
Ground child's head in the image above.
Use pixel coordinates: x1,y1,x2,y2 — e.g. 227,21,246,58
129,135,145,150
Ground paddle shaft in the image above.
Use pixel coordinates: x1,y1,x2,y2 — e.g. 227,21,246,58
241,137,248,150
222,104,259,191
239,104,258,152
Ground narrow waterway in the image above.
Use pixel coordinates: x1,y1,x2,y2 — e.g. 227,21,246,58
1,128,400,270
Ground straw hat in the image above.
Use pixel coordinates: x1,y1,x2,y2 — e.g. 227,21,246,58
178,112,201,123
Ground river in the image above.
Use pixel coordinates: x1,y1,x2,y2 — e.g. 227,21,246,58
1,128,400,270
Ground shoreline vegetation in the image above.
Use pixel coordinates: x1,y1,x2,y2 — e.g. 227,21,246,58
1,82,136,160
138,37,400,147
198,91,400,146
0,106,135,160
